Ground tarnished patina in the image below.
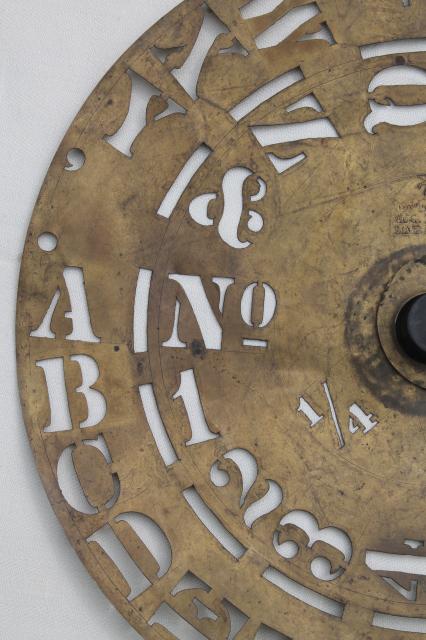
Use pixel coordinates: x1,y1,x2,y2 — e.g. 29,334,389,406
16,1,426,637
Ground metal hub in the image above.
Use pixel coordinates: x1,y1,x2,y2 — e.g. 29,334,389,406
396,294,426,364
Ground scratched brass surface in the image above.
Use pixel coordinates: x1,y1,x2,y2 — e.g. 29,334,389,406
16,1,426,638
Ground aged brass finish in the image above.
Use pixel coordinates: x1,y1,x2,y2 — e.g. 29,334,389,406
16,1,426,638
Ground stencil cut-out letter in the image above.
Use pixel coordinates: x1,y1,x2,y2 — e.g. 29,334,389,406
31,267,100,343
88,512,172,601
37,354,106,432
163,274,224,350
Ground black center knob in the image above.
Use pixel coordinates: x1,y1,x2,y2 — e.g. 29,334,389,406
395,294,426,364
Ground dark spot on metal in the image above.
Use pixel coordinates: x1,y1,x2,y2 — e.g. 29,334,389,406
191,339,206,358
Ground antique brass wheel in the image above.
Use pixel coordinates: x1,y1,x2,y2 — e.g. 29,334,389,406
16,1,426,638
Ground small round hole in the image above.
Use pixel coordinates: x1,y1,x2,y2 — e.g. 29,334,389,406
65,148,86,172
38,232,58,252
114,346,120,352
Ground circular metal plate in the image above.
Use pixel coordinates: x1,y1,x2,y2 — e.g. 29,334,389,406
16,1,426,638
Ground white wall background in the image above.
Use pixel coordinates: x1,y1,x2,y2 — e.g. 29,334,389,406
0,2,179,638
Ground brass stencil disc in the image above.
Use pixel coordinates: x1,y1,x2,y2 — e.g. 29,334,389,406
16,1,426,638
